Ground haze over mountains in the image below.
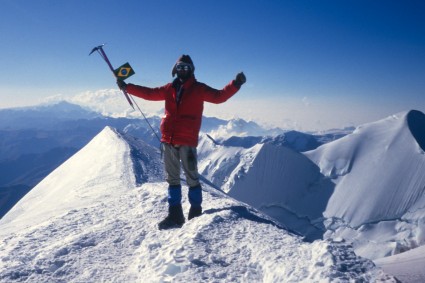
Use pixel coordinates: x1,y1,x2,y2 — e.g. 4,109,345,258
1,101,424,282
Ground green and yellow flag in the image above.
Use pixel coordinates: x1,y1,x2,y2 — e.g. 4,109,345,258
114,62,135,80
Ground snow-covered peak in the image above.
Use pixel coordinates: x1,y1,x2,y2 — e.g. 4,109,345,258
0,127,394,282
305,110,425,258
223,142,329,240
0,126,162,232
198,110,425,262
306,110,425,226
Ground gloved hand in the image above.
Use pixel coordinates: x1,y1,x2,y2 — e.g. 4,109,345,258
116,79,127,91
234,72,246,87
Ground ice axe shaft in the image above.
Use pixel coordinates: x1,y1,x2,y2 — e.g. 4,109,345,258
90,44,134,109
90,44,162,144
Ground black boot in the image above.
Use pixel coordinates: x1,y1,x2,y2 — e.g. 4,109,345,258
188,205,202,220
158,204,185,230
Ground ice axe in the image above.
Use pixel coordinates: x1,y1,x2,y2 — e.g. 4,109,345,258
90,44,162,143
89,44,135,109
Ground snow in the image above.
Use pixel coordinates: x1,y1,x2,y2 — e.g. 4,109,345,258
200,110,425,265
307,111,425,226
375,245,425,283
2,107,425,282
306,110,425,260
197,110,425,281
226,143,332,240
0,127,395,282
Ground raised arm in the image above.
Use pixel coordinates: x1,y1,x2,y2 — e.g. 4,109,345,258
202,72,246,104
117,79,169,101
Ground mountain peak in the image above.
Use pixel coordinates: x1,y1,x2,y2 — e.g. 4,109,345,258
305,110,425,259
0,126,161,228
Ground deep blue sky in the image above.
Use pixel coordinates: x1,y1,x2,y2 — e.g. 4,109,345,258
1,0,424,130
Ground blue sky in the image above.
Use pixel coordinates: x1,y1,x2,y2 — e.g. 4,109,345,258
1,0,424,130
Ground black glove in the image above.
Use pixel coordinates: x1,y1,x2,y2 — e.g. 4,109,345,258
234,72,246,87
116,79,127,91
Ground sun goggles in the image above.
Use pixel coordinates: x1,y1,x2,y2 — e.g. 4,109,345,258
176,63,192,71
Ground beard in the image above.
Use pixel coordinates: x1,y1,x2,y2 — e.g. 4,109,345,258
177,71,192,82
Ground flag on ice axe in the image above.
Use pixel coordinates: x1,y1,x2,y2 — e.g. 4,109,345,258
89,44,135,109
90,44,162,143
114,62,135,80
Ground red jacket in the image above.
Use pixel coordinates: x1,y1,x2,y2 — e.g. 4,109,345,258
127,76,240,146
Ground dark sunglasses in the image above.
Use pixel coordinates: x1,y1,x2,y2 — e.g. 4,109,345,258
176,63,192,71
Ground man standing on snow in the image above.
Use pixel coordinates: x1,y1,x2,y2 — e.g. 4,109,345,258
117,55,246,229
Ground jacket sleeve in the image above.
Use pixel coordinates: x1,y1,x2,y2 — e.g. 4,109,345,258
126,83,169,101
200,80,239,104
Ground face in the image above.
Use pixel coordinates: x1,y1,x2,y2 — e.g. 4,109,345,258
176,63,193,81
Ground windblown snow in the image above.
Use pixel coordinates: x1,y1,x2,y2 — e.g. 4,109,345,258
0,127,395,282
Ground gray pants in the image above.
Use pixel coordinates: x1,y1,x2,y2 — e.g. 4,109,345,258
163,143,200,188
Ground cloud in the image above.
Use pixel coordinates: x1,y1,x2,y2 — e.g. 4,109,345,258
302,97,311,107
69,89,132,116
43,89,163,118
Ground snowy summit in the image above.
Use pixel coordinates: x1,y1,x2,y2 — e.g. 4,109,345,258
0,126,396,282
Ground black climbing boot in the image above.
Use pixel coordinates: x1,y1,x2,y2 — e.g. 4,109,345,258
188,205,202,220
158,204,185,230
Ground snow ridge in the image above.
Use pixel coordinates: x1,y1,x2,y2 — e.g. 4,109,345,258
117,129,164,184
0,127,395,282
306,110,425,259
